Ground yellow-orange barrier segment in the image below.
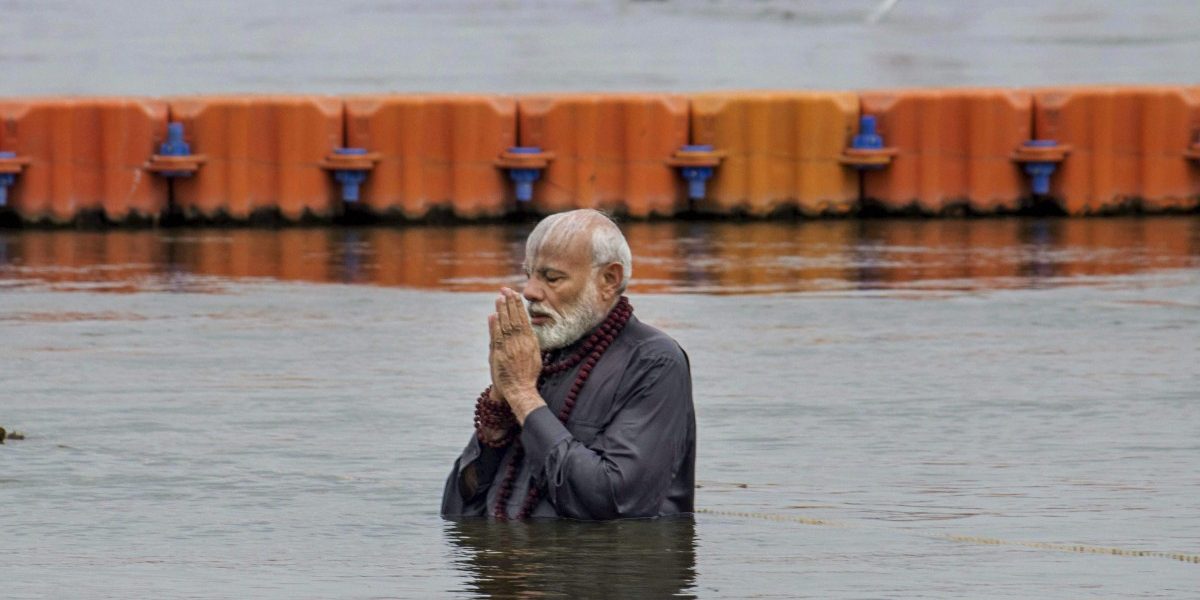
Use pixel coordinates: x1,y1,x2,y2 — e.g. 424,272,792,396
690,91,859,216
518,94,689,218
345,95,517,219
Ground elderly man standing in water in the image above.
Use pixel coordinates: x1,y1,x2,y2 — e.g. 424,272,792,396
441,209,695,520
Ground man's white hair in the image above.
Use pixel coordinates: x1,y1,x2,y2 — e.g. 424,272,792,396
524,209,633,293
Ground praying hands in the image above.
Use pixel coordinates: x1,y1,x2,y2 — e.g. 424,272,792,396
488,287,545,424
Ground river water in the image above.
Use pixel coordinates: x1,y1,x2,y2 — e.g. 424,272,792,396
3,0,1200,596
2,0,1199,94
1,217,1198,598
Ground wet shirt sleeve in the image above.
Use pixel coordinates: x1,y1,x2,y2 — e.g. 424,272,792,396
520,349,693,520
440,433,506,517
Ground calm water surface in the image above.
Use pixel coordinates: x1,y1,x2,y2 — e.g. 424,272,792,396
5,1,1200,596
2,217,1199,598
2,1,1199,94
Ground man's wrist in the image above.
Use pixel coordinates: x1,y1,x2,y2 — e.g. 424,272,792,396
507,388,547,425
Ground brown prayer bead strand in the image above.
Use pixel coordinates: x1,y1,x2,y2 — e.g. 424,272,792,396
502,297,633,519
478,389,516,431
474,386,517,449
516,471,543,517
492,442,524,519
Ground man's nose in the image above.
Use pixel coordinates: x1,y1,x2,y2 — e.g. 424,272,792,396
523,279,544,303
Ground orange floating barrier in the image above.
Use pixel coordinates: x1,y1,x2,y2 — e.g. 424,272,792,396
859,88,1033,214
1033,86,1200,214
0,98,168,223
167,96,343,221
689,92,859,216
344,95,517,219
517,94,689,217
1,88,1198,226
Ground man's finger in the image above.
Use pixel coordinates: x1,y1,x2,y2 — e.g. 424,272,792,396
498,288,515,328
510,288,533,331
495,293,512,334
488,313,501,345
502,288,525,331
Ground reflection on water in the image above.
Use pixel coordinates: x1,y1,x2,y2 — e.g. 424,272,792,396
0,217,1197,294
446,517,696,599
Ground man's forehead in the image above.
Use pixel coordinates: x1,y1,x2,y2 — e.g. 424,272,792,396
527,233,591,270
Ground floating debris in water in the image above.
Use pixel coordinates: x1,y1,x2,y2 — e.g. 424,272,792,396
0,427,26,443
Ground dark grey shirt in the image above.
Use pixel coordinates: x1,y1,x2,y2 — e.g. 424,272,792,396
441,315,695,520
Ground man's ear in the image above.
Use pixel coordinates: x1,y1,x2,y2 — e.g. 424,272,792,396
599,262,624,300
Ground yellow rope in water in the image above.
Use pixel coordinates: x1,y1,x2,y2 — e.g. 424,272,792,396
696,508,1200,565
696,508,844,528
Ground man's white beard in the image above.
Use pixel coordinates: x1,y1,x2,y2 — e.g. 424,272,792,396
528,279,604,351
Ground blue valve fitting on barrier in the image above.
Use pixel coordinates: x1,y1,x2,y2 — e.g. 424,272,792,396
1012,139,1070,196
157,123,193,178
667,144,724,201
0,151,15,207
145,122,206,177
679,145,715,200
852,115,883,151
1023,141,1057,195
320,148,379,203
333,148,368,202
839,115,897,170
506,147,544,202
496,146,554,203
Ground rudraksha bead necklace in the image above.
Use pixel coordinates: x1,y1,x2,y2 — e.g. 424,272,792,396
474,386,517,448
488,296,633,520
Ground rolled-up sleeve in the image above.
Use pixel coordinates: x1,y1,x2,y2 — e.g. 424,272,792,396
520,351,692,520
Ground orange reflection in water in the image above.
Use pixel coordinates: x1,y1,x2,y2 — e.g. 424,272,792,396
0,218,1197,294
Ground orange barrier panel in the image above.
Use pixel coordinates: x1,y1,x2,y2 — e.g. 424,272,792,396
1033,86,1200,214
860,89,1032,214
344,95,517,219
689,92,859,216
167,96,342,221
0,98,168,223
3,89,1199,226
517,94,688,217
